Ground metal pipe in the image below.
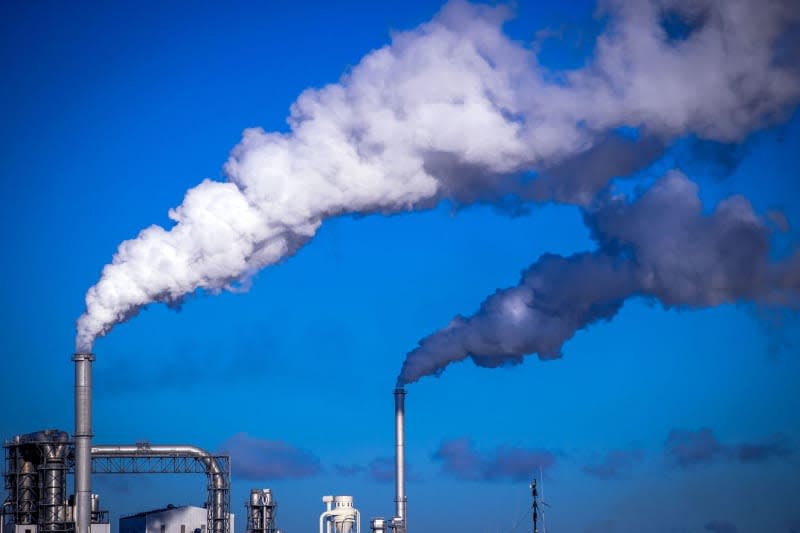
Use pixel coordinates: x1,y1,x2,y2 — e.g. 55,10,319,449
262,489,275,533
91,444,227,533
73,352,95,533
319,511,332,533
18,461,37,524
247,490,261,533
393,388,406,532
40,433,69,531
2,501,13,533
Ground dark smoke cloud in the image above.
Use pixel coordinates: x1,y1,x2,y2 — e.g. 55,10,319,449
531,131,666,206
664,428,794,468
767,209,791,233
398,171,800,384
218,433,321,480
664,428,726,467
582,448,644,480
335,457,421,484
77,0,800,352
434,437,556,482
367,457,396,484
334,464,366,477
731,439,794,463
704,520,738,533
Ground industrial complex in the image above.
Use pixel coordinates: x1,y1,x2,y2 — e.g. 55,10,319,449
2,354,411,533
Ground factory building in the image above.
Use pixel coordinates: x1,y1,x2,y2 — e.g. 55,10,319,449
119,505,233,533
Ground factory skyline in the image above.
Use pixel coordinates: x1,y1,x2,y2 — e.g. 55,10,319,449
2,1,799,532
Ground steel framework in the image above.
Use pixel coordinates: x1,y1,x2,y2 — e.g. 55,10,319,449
90,444,230,533
3,430,74,533
92,455,227,475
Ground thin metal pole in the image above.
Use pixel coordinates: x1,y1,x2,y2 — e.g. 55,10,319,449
531,479,539,533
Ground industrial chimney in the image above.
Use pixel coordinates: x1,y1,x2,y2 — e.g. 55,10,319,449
393,388,406,533
72,352,94,533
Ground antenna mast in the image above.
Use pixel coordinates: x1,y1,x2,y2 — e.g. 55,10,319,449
530,479,539,533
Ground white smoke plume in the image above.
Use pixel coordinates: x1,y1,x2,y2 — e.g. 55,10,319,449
77,0,800,351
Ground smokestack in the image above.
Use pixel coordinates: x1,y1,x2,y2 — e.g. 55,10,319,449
394,388,406,533
72,352,94,533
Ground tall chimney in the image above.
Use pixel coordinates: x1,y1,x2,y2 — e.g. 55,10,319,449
393,388,406,533
73,353,94,533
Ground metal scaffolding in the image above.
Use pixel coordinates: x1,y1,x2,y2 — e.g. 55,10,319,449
3,430,74,533
3,434,229,533
91,444,231,533
245,489,278,533
92,454,224,475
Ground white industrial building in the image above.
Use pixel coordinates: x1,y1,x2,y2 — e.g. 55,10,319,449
119,505,234,533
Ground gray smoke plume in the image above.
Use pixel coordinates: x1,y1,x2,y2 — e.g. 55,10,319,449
76,0,800,351
398,172,800,384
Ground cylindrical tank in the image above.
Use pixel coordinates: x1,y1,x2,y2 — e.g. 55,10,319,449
40,464,61,529
332,496,356,533
370,518,387,533
248,490,262,532
90,494,101,523
246,488,277,533
17,461,37,524
261,490,274,527
334,496,353,509
40,434,69,532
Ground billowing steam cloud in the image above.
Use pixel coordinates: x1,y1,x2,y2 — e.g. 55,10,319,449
76,0,800,351
398,172,800,383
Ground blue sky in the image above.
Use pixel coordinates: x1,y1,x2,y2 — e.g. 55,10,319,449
1,1,799,532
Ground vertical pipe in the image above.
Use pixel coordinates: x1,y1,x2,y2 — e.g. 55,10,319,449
73,352,95,533
2,501,12,533
90,494,100,523
18,461,37,524
2,502,10,533
393,388,406,532
40,433,69,532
